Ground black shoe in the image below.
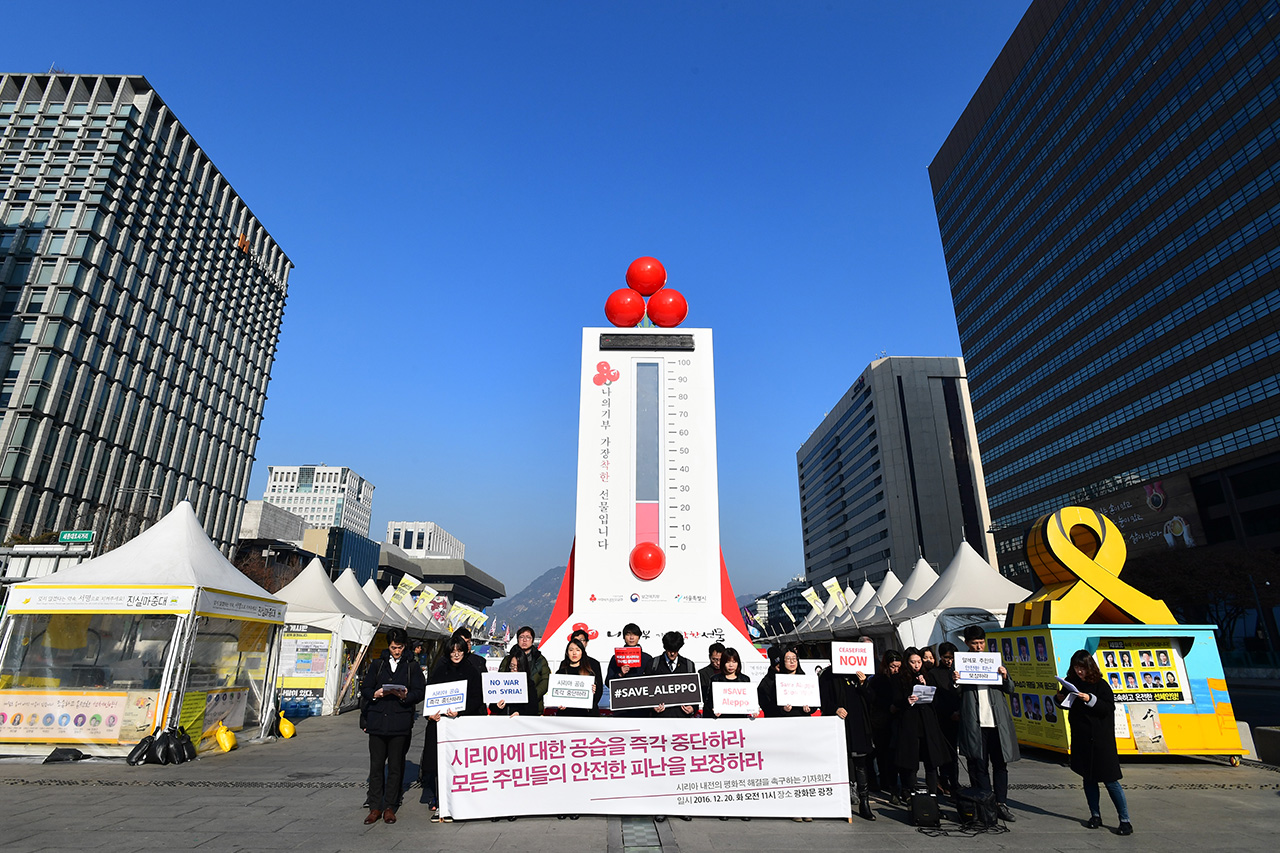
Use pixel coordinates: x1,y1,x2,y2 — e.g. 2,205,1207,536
997,803,1016,822
859,796,876,821
1117,821,1133,836
678,815,692,821
1086,815,1101,829
655,815,667,822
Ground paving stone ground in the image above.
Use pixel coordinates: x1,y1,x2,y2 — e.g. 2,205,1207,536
0,714,1276,852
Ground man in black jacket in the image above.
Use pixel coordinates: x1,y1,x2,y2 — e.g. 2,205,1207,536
647,631,698,717
606,623,653,718
359,628,426,825
697,642,725,713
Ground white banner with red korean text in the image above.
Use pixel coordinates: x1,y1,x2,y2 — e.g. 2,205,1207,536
438,716,851,819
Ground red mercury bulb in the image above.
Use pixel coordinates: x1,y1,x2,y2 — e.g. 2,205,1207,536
605,288,646,327
645,287,688,327
626,257,667,296
629,542,666,581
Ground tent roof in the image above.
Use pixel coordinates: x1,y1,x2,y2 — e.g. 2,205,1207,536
26,501,277,601
853,571,903,624
334,569,390,623
885,558,939,616
898,542,1030,620
276,559,371,623
848,580,877,615
367,579,427,631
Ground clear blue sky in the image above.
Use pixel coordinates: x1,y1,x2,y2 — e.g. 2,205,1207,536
14,1,1031,598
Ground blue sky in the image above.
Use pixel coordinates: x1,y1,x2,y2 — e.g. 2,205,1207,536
14,1,1031,597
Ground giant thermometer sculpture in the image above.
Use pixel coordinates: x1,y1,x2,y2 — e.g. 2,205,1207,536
542,258,756,660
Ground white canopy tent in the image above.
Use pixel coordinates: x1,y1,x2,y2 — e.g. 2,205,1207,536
895,542,1031,649
274,560,375,716
850,571,904,631
884,558,940,618
1,502,285,755
829,580,878,637
333,568,390,624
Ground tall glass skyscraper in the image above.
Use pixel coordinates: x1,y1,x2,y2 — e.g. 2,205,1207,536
0,74,290,550
930,0,1280,577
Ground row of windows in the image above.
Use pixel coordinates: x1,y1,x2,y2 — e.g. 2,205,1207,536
973,197,1280,422
797,390,871,472
988,331,1280,484
944,0,1192,281
801,444,880,529
990,372,1280,508
807,504,886,558
965,41,1280,366
957,76,1280,340
816,475,884,537
934,0,1131,227
982,289,1280,461
992,413,1280,531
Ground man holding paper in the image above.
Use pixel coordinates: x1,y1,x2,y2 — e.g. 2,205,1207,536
359,628,426,826
606,623,653,718
956,626,1020,823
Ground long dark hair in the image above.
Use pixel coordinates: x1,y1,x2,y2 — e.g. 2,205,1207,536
560,638,594,676
898,646,926,687
1069,649,1102,684
721,647,743,676
776,645,804,675
505,647,528,672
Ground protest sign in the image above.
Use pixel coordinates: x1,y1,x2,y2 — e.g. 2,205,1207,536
424,680,468,715
614,647,642,669
711,681,759,715
438,717,852,820
548,674,595,710
775,674,820,707
831,642,875,675
955,651,1003,685
609,673,702,711
483,672,528,704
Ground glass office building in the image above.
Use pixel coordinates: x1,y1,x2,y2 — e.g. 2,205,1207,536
0,74,291,550
931,0,1280,577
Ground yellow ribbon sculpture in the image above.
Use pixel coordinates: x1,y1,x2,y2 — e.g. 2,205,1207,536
1009,506,1176,626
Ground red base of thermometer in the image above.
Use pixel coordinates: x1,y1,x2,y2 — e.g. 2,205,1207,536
629,542,666,581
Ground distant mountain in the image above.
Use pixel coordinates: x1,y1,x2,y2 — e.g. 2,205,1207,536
487,564,567,641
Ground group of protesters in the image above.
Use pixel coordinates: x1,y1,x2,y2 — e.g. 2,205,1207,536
358,622,1132,835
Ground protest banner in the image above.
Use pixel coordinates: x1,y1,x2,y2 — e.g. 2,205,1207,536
711,681,759,715
775,674,820,707
609,672,702,712
614,647,642,669
548,674,595,710
424,680,468,715
483,672,528,704
438,716,852,819
955,651,1003,685
831,642,875,675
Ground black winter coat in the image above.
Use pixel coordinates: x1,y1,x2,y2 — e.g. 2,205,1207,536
707,672,753,718
645,654,699,717
360,652,427,736
1063,673,1123,783
820,668,875,755
892,671,952,769
757,668,811,717
426,656,486,719
928,665,961,748
607,647,654,718
554,660,601,716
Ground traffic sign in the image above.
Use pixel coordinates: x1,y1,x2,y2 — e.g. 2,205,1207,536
58,530,94,544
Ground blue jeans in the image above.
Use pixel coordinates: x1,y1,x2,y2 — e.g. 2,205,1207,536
1084,779,1129,822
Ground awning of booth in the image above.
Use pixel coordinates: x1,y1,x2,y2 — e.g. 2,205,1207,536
275,559,374,645
894,542,1031,648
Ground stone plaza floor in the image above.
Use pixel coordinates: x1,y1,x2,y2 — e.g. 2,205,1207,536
0,713,1277,852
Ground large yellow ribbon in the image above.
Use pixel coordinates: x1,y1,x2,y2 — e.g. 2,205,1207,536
1014,506,1175,626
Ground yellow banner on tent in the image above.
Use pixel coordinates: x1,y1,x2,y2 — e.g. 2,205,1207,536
389,575,419,606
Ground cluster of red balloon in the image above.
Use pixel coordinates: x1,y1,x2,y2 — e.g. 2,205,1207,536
605,257,689,328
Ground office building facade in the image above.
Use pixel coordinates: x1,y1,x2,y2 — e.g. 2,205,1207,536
796,357,996,589
387,520,464,559
0,73,290,549
263,464,374,537
931,0,1280,577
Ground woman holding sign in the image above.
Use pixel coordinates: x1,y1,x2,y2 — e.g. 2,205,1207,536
821,654,876,821
1055,649,1133,836
757,647,811,717
420,637,485,820
708,647,754,719
489,649,537,717
554,638,600,716
891,648,950,804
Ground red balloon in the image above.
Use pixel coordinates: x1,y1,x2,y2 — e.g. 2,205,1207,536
629,542,665,581
605,288,645,327
646,287,688,327
626,257,667,296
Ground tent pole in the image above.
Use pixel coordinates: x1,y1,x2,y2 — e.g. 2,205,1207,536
257,623,282,740
164,605,201,731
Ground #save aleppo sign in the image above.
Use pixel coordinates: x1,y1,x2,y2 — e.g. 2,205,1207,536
609,672,702,711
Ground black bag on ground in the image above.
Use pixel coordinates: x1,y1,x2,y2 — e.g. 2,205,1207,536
909,792,941,828
164,728,187,764
145,730,173,765
126,735,154,766
956,788,998,826
43,747,86,763
176,726,197,762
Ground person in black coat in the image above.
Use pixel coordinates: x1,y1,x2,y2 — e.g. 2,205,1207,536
606,622,654,718
892,647,951,801
554,638,601,716
707,647,754,719
359,628,427,825
758,646,811,717
569,629,606,712
488,648,538,717
646,631,699,717
419,636,486,818
1055,649,1132,836
820,658,876,820
928,642,961,798
866,649,901,798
